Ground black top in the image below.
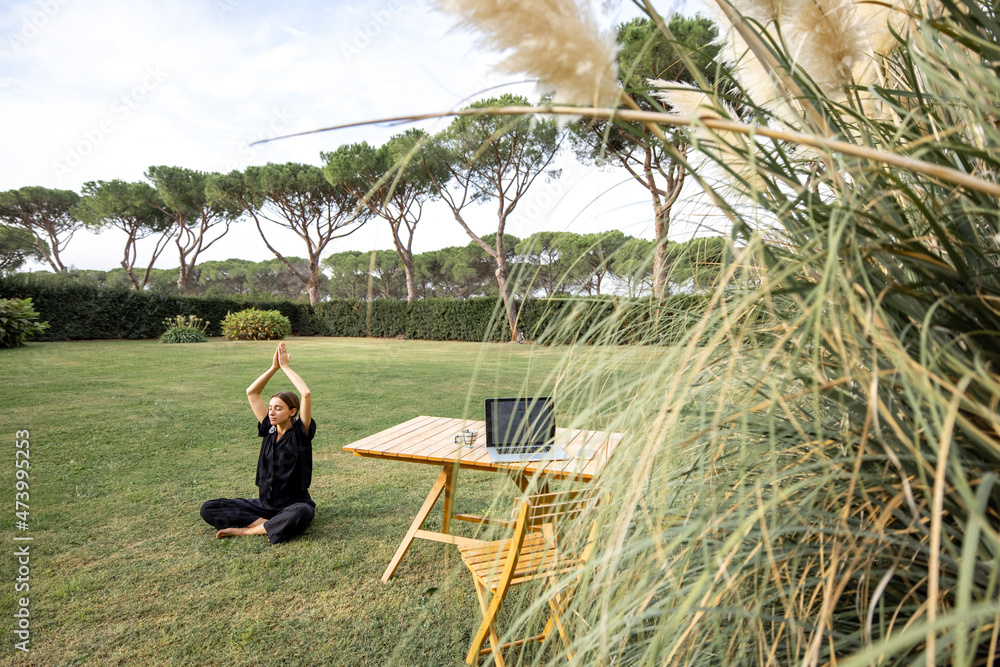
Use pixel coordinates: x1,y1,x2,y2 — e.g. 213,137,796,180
256,416,316,508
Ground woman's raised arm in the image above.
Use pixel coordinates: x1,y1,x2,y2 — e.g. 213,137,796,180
277,342,312,430
246,345,281,423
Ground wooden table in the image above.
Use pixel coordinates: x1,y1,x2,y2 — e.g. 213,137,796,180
343,415,622,582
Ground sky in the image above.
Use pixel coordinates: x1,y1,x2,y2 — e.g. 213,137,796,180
0,0,727,273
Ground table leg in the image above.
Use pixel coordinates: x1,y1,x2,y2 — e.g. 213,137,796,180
381,468,450,583
508,471,551,496
442,465,455,534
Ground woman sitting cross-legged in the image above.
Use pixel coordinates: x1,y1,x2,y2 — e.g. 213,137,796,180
200,341,316,544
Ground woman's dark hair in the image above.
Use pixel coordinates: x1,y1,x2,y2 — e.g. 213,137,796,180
271,391,300,418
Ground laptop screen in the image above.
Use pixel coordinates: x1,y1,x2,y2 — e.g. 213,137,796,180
484,397,555,449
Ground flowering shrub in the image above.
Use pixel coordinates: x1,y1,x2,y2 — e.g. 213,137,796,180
160,314,210,344
0,297,49,349
220,308,291,341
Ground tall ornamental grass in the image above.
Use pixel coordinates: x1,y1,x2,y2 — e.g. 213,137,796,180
418,0,1000,664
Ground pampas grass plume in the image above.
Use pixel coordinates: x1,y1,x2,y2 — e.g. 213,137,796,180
649,79,759,191
855,0,928,57
650,79,723,120
783,0,869,93
705,2,803,123
710,0,924,120
437,0,621,108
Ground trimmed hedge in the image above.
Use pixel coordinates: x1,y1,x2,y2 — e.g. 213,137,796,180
0,274,733,345
313,294,714,344
312,297,517,342
0,275,316,341
520,294,717,345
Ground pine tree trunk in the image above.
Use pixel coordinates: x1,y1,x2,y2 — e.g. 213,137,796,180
401,250,417,304
652,207,671,299
48,247,68,273
494,256,523,342
123,263,141,291
177,263,191,292
307,260,321,306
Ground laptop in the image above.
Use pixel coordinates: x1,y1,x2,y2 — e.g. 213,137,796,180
484,397,569,463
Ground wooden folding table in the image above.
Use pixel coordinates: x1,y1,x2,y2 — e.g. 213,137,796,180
342,415,621,582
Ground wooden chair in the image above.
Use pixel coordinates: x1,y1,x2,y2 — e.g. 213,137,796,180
456,488,602,666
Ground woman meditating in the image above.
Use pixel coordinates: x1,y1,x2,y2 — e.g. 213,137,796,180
200,342,316,544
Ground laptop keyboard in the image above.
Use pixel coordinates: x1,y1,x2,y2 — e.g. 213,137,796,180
494,444,547,455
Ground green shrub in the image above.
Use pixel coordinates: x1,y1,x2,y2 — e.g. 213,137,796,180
0,297,49,349
160,315,210,344
221,308,292,341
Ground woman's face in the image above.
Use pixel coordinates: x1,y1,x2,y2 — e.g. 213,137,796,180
268,397,296,427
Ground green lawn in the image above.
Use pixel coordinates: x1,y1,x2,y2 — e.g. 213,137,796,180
0,337,600,666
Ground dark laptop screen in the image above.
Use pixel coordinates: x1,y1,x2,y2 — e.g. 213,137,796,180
484,397,555,449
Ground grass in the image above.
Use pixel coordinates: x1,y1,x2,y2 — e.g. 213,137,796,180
8,0,1000,663
0,336,638,666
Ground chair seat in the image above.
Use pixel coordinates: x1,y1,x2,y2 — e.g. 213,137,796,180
458,531,587,591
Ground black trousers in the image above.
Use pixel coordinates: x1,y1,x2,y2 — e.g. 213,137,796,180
200,497,315,544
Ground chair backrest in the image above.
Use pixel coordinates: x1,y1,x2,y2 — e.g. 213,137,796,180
524,488,602,533
506,487,604,568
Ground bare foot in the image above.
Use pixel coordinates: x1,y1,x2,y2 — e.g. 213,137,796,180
216,527,248,538
215,518,267,538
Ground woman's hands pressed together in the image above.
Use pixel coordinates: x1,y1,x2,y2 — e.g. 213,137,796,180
271,344,281,372
277,341,292,369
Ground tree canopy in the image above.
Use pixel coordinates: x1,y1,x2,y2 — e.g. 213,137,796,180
75,180,172,290
0,186,82,273
428,93,564,340
0,225,41,275
145,165,242,292
571,15,721,297
322,129,443,302
208,162,369,305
